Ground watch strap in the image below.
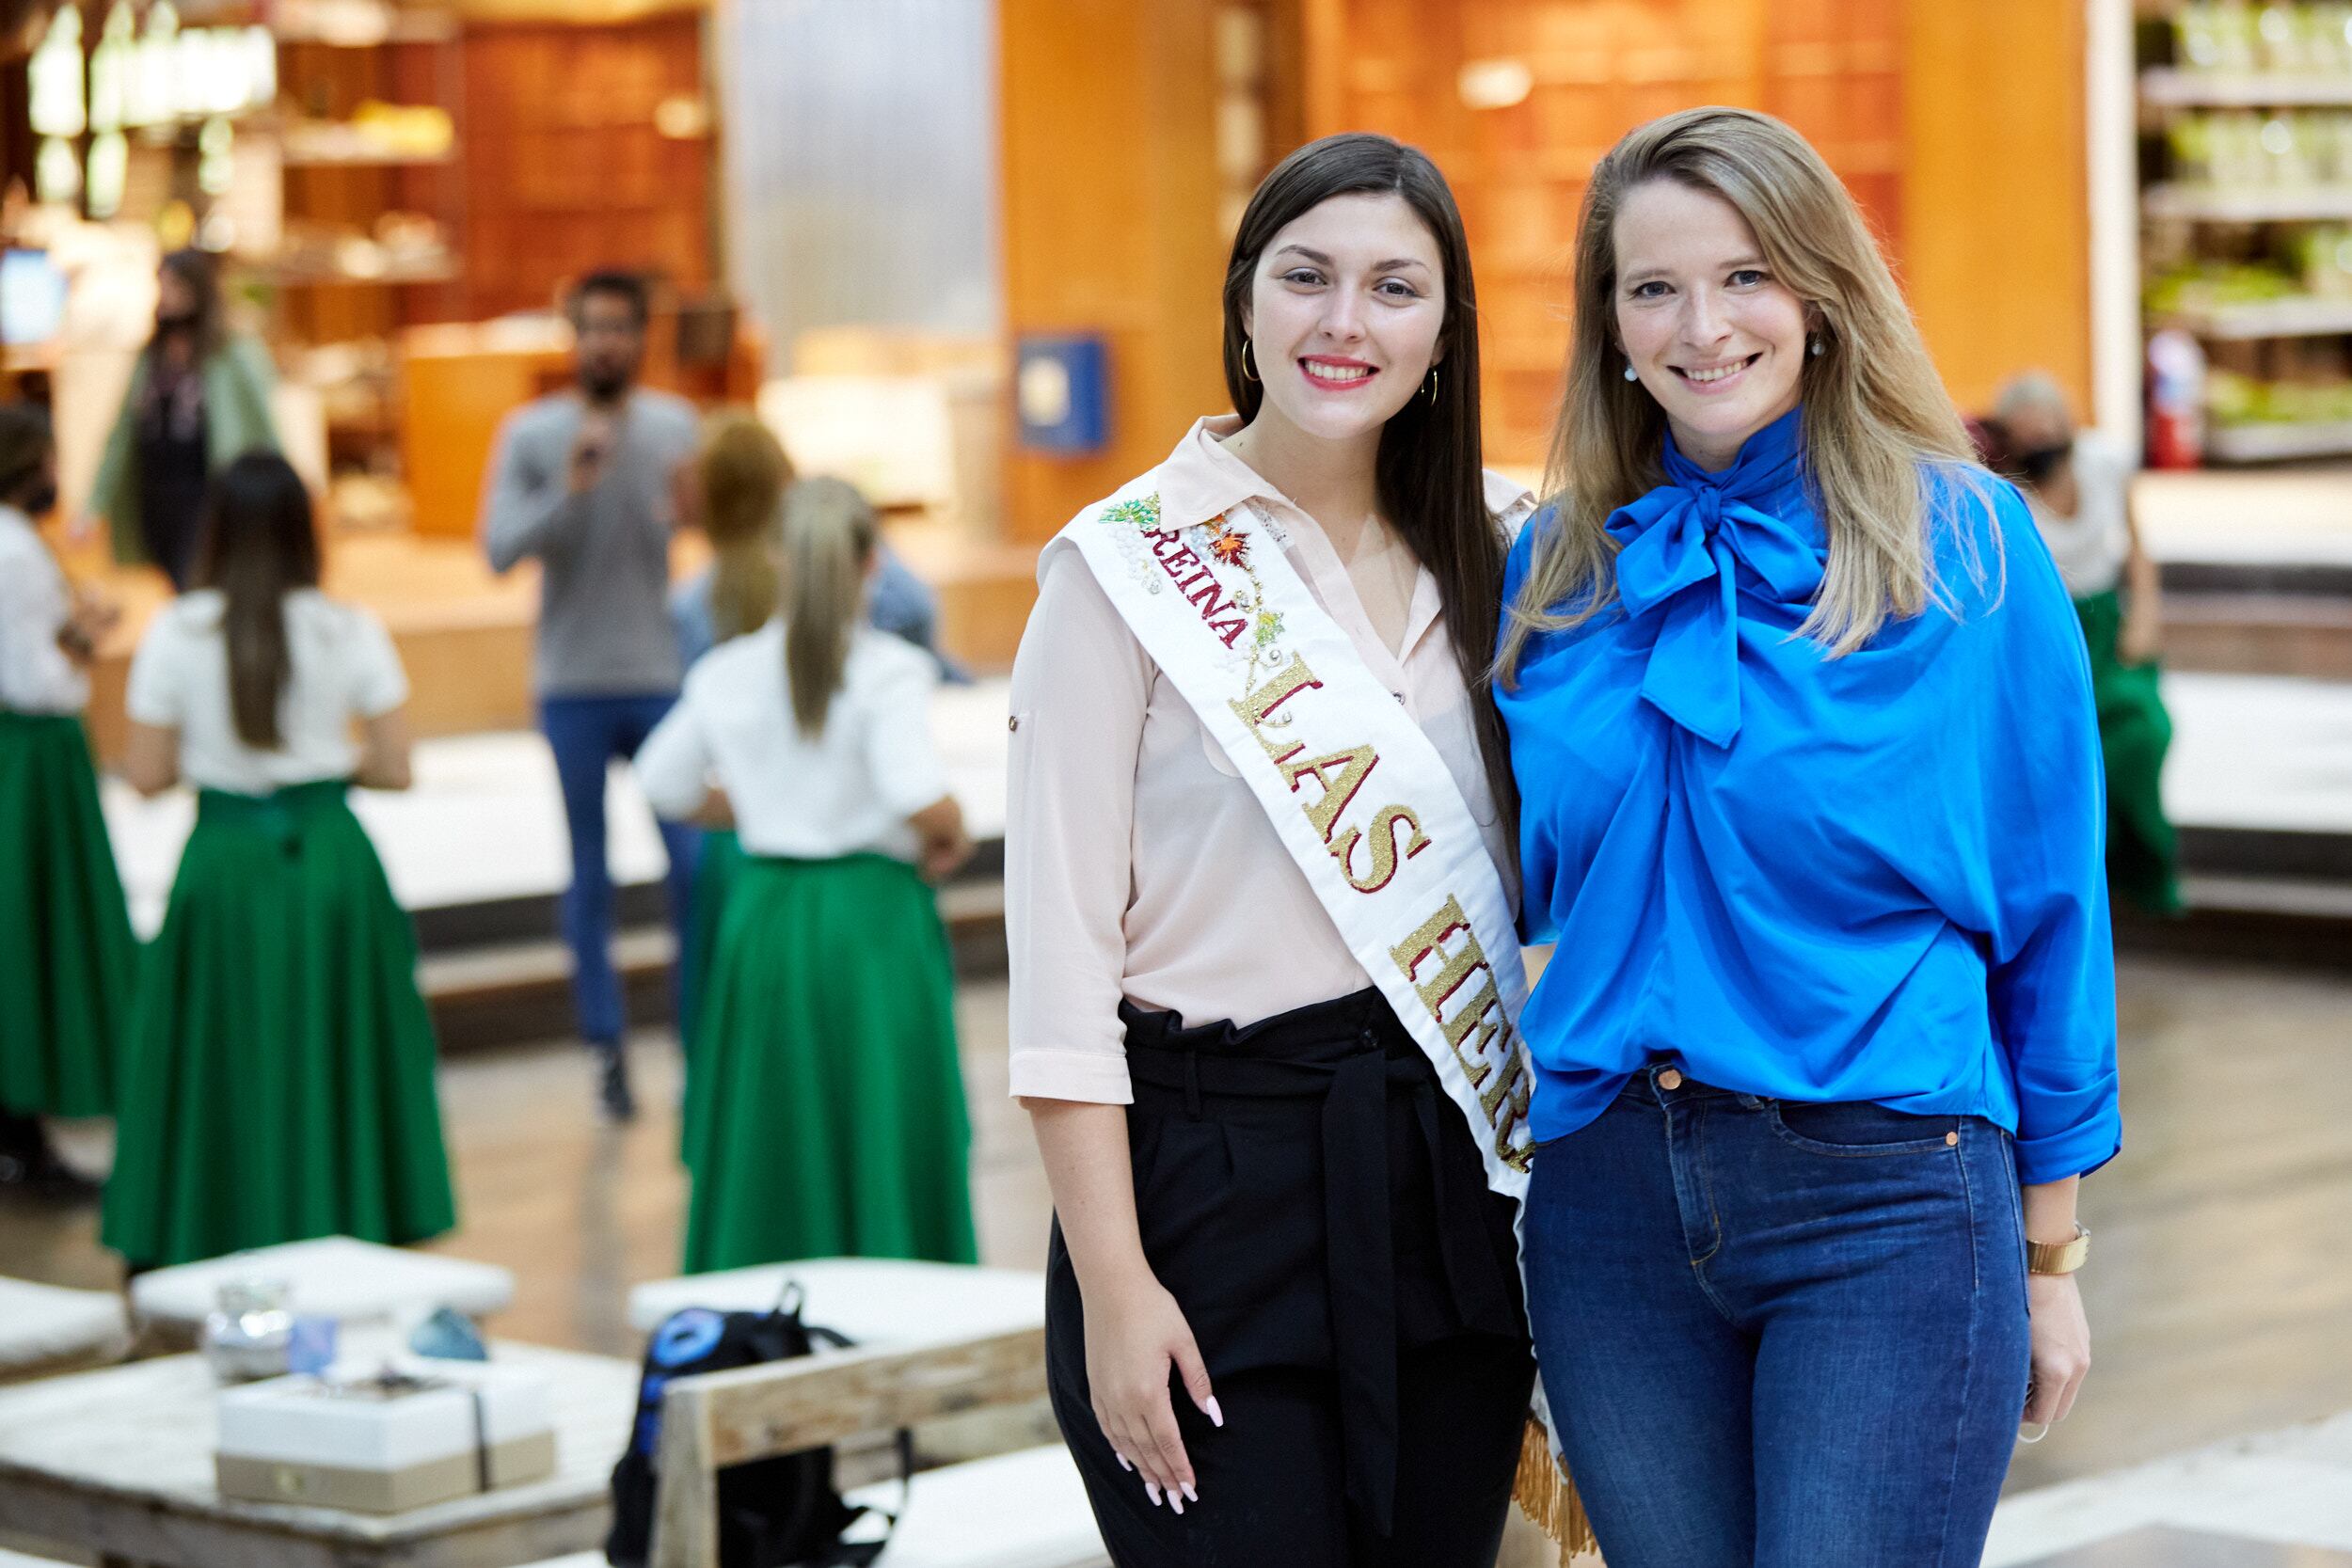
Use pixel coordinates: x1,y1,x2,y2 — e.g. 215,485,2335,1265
2026,1223,2090,1275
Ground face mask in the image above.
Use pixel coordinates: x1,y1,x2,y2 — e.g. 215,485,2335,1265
156,309,198,332
2015,444,2071,483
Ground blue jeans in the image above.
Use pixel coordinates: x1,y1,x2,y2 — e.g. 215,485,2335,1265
1524,1064,2029,1568
539,693,699,1047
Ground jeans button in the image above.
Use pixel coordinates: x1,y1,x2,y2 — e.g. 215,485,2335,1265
1658,1069,1684,1091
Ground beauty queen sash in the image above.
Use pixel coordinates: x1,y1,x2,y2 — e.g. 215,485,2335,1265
1051,479,1594,1557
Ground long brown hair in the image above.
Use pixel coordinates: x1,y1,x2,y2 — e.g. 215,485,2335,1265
1222,133,1517,829
699,412,789,641
779,476,877,737
195,452,320,750
1497,107,1992,684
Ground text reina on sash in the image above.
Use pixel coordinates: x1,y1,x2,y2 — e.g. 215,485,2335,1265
1135,516,1534,1169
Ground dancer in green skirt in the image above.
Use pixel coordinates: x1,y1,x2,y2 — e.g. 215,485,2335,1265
1991,373,2184,917
670,413,788,1055
0,404,133,1201
639,476,977,1271
102,453,455,1267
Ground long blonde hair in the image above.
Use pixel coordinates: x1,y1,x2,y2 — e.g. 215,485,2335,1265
1498,106,1990,684
779,476,878,736
699,413,790,641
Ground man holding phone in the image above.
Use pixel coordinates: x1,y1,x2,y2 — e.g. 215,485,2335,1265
482,270,701,1121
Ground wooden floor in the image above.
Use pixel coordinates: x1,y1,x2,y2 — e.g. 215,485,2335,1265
7,955,2351,1498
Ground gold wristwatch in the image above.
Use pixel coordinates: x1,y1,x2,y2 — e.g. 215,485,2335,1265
2026,1223,2090,1276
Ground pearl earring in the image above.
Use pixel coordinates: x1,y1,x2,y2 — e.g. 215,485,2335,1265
1809,336,1826,358
1622,362,1638,382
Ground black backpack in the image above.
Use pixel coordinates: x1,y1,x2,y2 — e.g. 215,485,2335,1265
606,1287,911,1568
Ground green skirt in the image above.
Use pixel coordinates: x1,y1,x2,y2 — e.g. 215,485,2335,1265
2075,589,2184,917
0,711,135,1117
682,851,976,1272
101,781,457,1267
677,827,743,1061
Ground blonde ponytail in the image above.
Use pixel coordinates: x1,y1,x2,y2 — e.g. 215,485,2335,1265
779,476,878,736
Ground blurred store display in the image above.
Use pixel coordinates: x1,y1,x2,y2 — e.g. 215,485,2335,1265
2143,3,2352,464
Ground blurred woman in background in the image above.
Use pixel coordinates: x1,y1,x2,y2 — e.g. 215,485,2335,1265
0,403,132,1202
669,411,791,1055
1987,372,2182,917
102,452,454,1268
86,249,280,592
638,474,976,1272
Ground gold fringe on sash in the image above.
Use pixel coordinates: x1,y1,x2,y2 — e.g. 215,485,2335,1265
1514,1416,1598,1561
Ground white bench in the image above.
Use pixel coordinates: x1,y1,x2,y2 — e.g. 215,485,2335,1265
129,1237,515,1348
627,1257,1045,1347
0,1276,131,1384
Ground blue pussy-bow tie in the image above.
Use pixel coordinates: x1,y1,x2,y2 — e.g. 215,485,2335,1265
1603,421,1822,747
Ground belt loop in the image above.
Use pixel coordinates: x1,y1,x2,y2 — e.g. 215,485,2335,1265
1184,1046,1202,1120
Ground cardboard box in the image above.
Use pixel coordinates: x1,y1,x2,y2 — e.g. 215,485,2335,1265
215,1357,557,1513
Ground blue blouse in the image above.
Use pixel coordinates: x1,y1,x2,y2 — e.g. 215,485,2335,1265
1497,406,2120,1185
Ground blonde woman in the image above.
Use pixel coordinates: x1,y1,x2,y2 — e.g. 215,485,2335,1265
635,476,976,1270
1496,108,2118,1565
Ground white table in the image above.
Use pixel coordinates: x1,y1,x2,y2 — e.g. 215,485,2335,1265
131,1239,516,1350
0,1341,636,1568
626,1258,1045,1347
0,1277,131,1384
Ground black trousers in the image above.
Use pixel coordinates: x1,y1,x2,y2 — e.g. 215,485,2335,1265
1045,989,1534,1568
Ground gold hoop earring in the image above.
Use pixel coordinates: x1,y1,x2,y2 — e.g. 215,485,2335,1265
1241,339,1261,383
1423,364,1439,404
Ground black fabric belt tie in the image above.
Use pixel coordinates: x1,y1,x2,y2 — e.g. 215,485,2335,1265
1123,998,1516,1536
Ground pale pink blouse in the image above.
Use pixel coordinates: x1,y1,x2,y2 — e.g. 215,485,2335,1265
1006,416,1535,1103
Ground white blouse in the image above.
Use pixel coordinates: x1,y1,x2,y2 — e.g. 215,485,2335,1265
125,589,409,794
634,620,950,863
0,507,88,715
2023,430,2133,598
1005,417,1534,1104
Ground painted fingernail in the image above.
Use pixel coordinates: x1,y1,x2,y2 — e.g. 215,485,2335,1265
1146,1481,1163,1507
1115,1451,1132,1472
1205,1396,1225,1429
1182,1482,1199,1503
1169,1492,1185,1515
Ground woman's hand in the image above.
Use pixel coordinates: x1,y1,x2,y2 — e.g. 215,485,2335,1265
1081,1266,1219,1511
2024,1271,2091,1428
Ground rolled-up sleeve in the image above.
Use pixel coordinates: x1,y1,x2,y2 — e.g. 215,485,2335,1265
1005,546,1152,1104
1978,485,2122,1184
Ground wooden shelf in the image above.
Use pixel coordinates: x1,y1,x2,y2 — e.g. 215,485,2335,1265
2205,419,2352,463
2141,67,2352,106
247,254,459,286
2144,183,2352,221
2170,296,2352,340
280,145,455,168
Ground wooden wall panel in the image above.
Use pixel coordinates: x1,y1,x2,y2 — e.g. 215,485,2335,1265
458,15,712,319
1294,0,1915,467
997,0,1229,543
1899,0,2092,418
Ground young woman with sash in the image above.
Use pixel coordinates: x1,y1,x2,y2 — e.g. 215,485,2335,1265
0,403,133,1202
1009,134,1546,1565
102,452,455,1268
637,476,977,1271
1496,108,2120,1567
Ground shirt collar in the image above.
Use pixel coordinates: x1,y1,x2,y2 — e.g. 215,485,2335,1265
1155,415,1290,529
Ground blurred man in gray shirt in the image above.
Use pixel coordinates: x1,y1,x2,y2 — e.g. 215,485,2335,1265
481,271,699,1121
